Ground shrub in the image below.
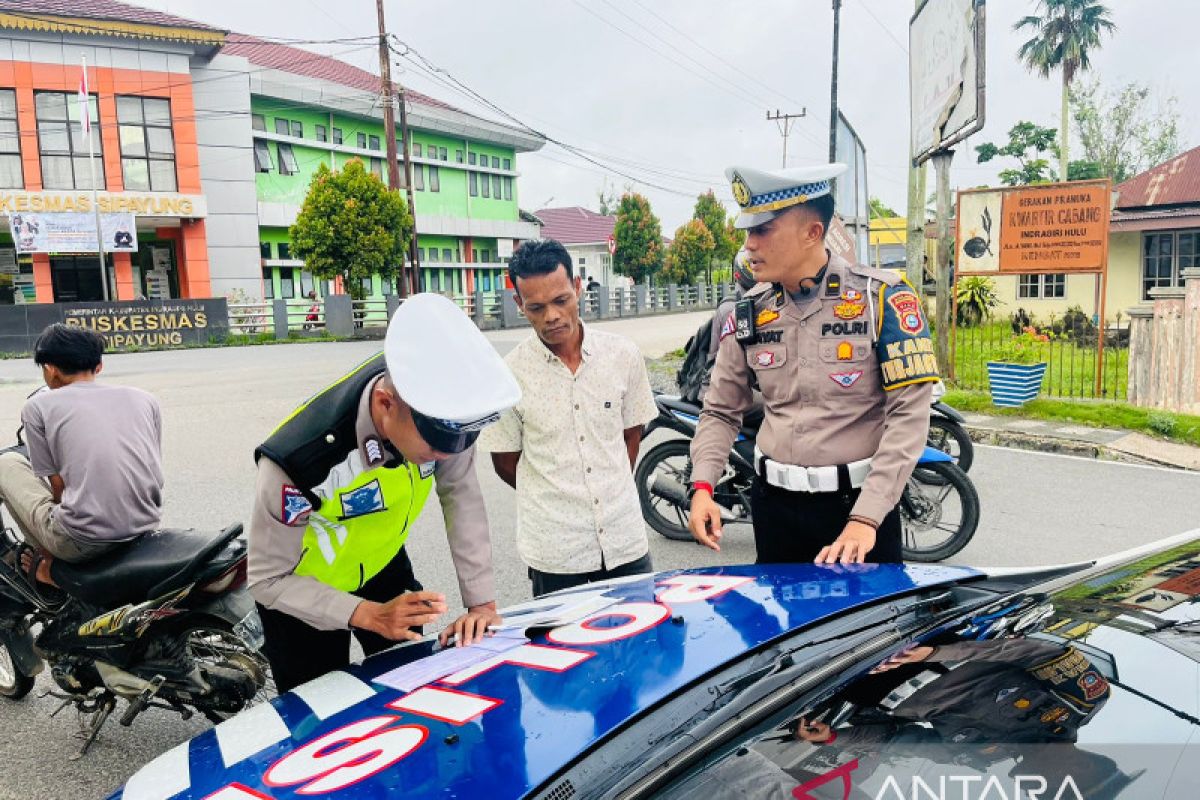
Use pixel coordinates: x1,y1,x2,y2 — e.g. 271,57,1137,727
955,276,999,327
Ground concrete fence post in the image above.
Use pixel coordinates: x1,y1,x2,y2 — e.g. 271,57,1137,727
473,288,485,326
597,287,611,318
324,294,354,338
272,299,289,340
635,284,649,314
385,294,401,320
500,290,523,329
668,284,680,310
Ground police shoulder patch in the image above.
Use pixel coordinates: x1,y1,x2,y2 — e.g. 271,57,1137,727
719,312,735,341
281,485,312,526
876,282,938,391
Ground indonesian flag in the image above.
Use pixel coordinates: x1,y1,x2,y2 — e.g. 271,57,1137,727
78,66,90,140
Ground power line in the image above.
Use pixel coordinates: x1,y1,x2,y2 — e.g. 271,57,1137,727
855,0,909,55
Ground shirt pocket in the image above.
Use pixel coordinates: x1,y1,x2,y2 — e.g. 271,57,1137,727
818,338,872,364
745,344,793,403
818,338,874,399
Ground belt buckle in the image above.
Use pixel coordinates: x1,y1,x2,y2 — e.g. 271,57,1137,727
804,466,821,493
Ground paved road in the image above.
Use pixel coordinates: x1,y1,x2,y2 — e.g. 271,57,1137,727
1,314,1199,799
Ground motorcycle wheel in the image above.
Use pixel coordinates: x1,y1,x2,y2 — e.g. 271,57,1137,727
178,619,274,723
635,439,696,541
915,417,975,486
900,461,980,562
0,641,34,699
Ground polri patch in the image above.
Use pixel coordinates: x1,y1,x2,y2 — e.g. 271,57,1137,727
754,350,776,367
888,291,925,334
828,370,863,388
281,485,312,526
833,300,865,320
836,341,854,360
339,478,385,519
842,288,862,302
1078,671,1109,701
755,308,780,327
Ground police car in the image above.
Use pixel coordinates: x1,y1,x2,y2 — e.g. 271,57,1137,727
113,532,1200,800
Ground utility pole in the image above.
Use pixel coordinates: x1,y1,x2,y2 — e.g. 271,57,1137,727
766,109,807,169
905,0,928,293
828,0,842,163
396,85,420,295
375,0,419,296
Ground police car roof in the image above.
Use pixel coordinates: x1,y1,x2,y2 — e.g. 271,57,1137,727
115,563,981,800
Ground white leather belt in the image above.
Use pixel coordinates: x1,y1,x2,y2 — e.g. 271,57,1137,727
754,448,871,493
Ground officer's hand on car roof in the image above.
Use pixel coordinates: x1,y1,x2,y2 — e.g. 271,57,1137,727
439,602,502,648
687,491,723,552
815,521,877,565
349,591,448,641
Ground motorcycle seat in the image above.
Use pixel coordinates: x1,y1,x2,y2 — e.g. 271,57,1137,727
658,395,703,416
50,524,245,608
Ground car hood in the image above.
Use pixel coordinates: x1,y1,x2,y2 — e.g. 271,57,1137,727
114,563,979,800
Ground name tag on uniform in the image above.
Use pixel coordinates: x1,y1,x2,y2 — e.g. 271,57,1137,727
419,461,436,479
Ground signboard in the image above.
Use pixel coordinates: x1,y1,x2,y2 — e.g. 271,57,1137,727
10,212,138,254
496,238,514,259
826,214,857,263
0,190,207,218
910,0,986,163
956,180,1112,275
0,298,230,355
607,234,616,256
833,111,869,259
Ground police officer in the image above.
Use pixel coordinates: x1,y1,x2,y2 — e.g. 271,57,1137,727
248,293,521,692
689,164,938,565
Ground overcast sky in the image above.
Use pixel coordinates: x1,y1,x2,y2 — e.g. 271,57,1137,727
147,0,1199,231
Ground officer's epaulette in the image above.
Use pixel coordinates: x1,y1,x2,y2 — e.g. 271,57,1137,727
847,262,903,287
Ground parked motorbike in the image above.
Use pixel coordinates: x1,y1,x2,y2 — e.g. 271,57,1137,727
636,393,980,562
0,429,269,756
919,381,975,485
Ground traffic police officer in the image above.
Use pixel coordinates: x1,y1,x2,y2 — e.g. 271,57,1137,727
248,293,521,692
688,163,938,564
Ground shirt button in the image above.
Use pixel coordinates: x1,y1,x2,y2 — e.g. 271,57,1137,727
587,467,592,473
579,435,585,442
574,404,580,410
800,321,806,327
801,359,808,367
594,498,600,505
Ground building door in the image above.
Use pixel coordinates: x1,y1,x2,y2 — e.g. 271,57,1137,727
138,243,179,299
50,255,108,302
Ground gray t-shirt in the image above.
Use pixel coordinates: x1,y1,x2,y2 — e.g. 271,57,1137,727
21,382,164,544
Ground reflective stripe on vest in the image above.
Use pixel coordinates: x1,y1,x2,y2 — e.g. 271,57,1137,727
293,459,434,591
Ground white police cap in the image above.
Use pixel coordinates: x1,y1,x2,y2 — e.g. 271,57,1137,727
385,293,521,429
727,163,848,229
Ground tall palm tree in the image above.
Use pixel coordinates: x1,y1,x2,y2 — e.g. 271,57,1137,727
1014,0,1116,180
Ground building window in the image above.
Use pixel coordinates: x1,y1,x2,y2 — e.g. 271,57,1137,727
274,118,290,135
361,275,373,295
472,248,479,262
481,249,491,263
0,90,22,188
280,268,295,299
491,156,500,169
492,175,502,198
253,140,273,172
468,152,476,166
469,172,478,197
438,147,448,161
277,143,299,175
117,96,176,192
35,91,104,190
278,242,291,260
252,113,266,131
417,247,425,261
291,120,302,138
333,127,343,145
315,124,327,142
503,157,511,170
370,158,383,180
480,172,490,198
426,247,438,262
357,132,367,148
455,149,464,163
1018,273,1065,299
260,242,272,259
428,165,440,192
413,143,423,157
1142,231,1199,299
381,276,394,295
413,164,424,191
300,270,315,296
503,176,513,200
579,256,587,266
263,268,274,299
442,247,452,262
368,135,380,151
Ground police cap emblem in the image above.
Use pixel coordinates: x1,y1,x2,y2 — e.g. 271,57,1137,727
731,173,751,207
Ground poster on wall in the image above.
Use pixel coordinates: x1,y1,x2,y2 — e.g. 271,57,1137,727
9,212,138,254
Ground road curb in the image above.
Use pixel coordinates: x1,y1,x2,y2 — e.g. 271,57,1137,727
963,425,1191,469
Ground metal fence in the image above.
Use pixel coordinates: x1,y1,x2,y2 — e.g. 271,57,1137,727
951,313,1131,401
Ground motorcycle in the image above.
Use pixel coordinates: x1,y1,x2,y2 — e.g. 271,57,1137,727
0,427,270,757
635,393,981,562
919,380,974,485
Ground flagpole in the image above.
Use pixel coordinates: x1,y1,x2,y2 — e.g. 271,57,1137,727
81,56,108,300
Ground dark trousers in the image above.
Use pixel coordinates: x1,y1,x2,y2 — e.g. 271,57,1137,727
258,547,422,693
749,478,902,564
528,552,654,598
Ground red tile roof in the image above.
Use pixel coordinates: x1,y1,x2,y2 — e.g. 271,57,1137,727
222,35,455,112
0,0,221,32
534,206,615,245
1115,145,1200,209
1110,206,1200,232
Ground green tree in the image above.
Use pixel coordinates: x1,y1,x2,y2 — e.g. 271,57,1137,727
869,197,899,218
290,160,413,300
724,217,746,253
613,192,664,284
663,219,715,285
597,179,618,216
975,121,1060,185
1014,0,1116,180
1070,77,1182,182
692,190,736,262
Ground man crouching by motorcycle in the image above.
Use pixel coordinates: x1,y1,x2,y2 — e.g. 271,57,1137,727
0,324,163,596
248,294,521,693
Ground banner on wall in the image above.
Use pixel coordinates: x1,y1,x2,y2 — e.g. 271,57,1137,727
9,212,138,254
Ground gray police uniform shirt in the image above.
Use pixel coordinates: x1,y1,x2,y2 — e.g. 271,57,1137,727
247,376,495,631
691,252,936,524
21,382,164,543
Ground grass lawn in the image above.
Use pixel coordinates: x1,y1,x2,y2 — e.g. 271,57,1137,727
951,321,1128,401
944,389,1200,448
